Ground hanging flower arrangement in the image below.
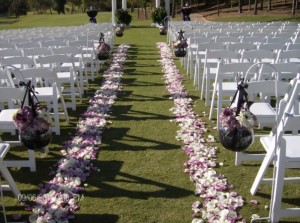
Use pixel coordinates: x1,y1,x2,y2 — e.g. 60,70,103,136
219,81,257,152
12,81,52,150
115,24,125,37
158,24,167,35
96,32,111,60
173,29,188,57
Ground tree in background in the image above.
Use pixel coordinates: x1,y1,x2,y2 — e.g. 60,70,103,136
0,0,12,14
9,0,29,18
29,0,54,14
68,0,82,13
54,0,66,14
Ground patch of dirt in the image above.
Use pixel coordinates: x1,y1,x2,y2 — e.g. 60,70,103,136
189,1,299,22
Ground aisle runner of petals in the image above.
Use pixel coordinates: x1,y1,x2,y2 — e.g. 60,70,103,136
29,45,130,223
157,42,246,223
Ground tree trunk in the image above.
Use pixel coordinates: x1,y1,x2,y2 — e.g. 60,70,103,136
144,7,147,19
239,0,243,13
172,0,176,18
268,0,271,10
292,0,296,15
217,0,220,15
254,0,258,14
249,0,251,11
260,0,263,10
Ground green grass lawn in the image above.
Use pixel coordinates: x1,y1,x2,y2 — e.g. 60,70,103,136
0,11,299,223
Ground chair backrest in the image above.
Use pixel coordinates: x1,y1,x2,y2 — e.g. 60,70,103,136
286,43,300,50
204,49,240,66
258,63,300,80
40,40,67,48
1,56,35,69
19,67,60,88
246,80,291,102
241,49,276,63
215,36,241,44
227,42,256,52
0,42,15,50
259,43,286,52
38,54,76,72
0,69,14,87
15,41,41,49
0,49,23,58
276,49,300,63
51,46,83,59
0,87,26,108
23,47,53,60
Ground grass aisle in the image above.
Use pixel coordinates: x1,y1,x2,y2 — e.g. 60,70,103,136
77,23,196,223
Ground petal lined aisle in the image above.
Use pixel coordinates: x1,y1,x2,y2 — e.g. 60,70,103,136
157,42,246,223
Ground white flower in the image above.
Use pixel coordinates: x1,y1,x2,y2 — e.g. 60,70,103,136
192,219,204,223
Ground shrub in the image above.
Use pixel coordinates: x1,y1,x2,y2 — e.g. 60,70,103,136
116,9,132,26
151,7,167,24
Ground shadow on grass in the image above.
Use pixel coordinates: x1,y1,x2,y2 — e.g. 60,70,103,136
74,214,119,223
85,160,192,199
102,127,179,151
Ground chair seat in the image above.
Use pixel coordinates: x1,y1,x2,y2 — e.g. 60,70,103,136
57,72,76,81
250,102,276,123
0,109,17,124
35,87,59,99
260,135,300,159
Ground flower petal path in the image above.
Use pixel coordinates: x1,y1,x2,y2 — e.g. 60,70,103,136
28,44,130,223
157,42,246,223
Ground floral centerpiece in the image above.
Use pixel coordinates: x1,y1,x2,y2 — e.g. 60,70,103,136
219,102,257,152
173,29,188,57
115,24,125,37
158,24,167,35
12,83,52,150
96,42,111,60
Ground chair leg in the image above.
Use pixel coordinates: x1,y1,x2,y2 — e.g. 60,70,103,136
28,149,36,172
270,144,286,223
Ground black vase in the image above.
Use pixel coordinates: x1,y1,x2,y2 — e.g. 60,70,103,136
97,53,109,60
219,127,254,152
87,10,98,18
116,32,123,37
20,128,52,150
160,30,167,35
174,48,186,57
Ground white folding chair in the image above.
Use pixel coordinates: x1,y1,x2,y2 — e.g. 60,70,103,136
235,67,294,166
18,67,70,135
68,40,98,79
51,46,87,90
201,49,240,107
0,87,36,172
249,77,300,222
38,54,82,111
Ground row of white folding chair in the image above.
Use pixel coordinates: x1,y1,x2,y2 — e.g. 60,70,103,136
1,47,90,93
210,62,300,129
1,54,82,111
231,64,300,166
37,54,82,111
200,49,277,107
